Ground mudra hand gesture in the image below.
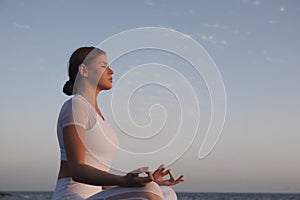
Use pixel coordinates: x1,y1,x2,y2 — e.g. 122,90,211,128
153,164,184,186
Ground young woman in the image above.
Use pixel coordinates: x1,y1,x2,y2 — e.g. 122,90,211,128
52,47,184,200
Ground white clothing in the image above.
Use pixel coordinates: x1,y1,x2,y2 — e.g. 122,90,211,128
52,177,100,199
57,94,119,171
53,94,177,199
52,178,176,200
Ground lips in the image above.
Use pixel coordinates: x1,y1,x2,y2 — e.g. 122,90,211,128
109,78,113,82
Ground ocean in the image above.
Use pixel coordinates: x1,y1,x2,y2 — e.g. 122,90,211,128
0,192,299,200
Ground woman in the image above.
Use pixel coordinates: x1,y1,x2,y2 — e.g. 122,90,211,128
52,47,184,200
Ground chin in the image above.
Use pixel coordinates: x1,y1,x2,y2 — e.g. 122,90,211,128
99,85,112,91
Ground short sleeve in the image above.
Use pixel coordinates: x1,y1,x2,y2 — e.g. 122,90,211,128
59,97,90,130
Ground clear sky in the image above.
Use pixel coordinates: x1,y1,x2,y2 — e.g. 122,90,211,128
0,0,300,193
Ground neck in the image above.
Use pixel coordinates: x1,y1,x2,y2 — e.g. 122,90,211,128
76,84,106,121
76,83,100,108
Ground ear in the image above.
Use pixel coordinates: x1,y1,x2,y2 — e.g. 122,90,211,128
78,64,88,78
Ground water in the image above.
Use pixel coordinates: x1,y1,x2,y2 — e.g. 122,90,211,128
0,192,52,200
0,192,299,200
177,193,300,200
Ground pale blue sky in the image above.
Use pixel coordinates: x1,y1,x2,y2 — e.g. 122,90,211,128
0,0,300,193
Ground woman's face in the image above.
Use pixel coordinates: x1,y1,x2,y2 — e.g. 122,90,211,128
87,54,114,91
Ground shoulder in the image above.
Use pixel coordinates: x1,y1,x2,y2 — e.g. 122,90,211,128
58,95,93,124
58,95,97,129
60,95,90,114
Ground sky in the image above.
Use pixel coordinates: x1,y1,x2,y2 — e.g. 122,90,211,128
0,0,300,193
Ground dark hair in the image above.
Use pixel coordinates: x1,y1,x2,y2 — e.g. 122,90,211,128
63,47,106,96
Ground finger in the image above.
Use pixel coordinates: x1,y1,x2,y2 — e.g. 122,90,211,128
153,164,165,175
130,167,149,173
158,164,165,169
167,176,183,186
173,180,184,185
176,175,184,181
146,171,154,181
175,175,184,183
161,180,177,186
163,177,184,186
140,175,153,184
161,169,170,177
130,172,139,177
168,170,175,181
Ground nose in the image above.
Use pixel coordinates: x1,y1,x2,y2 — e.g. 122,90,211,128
108,67,114,75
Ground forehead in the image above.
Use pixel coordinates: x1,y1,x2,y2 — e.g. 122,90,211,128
93,54,108,65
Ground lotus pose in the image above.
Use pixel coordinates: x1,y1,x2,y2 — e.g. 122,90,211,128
52,47,184,200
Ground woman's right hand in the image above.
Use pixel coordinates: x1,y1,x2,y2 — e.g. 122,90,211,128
121,168,154,187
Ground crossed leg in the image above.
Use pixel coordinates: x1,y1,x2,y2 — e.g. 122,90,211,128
87,182,177,200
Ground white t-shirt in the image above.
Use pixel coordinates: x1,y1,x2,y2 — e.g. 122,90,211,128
56,94,119,171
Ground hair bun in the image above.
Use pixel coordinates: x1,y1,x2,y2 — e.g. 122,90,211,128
63,80,74,96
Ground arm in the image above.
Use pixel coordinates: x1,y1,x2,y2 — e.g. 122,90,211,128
63,125,153,187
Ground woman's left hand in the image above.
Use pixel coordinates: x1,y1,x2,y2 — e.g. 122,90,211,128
153,165,184,186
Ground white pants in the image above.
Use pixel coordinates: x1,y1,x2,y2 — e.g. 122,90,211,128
52,178,177,200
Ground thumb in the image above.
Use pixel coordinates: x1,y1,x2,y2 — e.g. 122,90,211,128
146,171,154,181
129,172,139,177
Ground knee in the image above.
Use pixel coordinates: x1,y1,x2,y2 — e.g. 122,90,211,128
160,186,177,200
143,182,163,200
